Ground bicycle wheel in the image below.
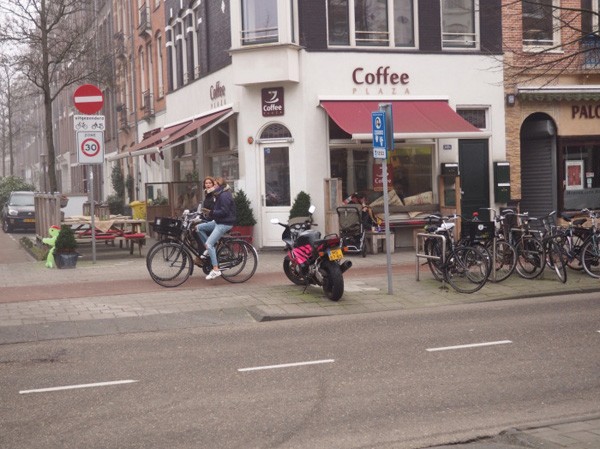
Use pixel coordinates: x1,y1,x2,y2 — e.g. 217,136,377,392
424,237,444,282
445,246,489,294
146,242,193,287
515,237,545,279
219,239,258,283
544,238,567,283
565,233,585,271
581,238,600,278
488,239,517,283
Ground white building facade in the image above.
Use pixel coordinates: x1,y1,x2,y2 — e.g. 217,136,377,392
121,0,506,248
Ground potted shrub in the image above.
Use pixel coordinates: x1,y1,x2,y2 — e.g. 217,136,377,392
289,191,311,220
54,224,79,268
232,189,257,243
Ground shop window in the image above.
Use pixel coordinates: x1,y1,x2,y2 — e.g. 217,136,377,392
522,0,560,48
241,0,278,45
563,143,600,210
330,145,433,205
441,0,478,49
327,0,415,48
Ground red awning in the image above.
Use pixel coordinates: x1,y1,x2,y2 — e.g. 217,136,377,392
129,121,191,153
157,109,231,150
320,100,482,139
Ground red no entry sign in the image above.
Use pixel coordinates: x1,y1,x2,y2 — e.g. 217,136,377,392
73,84,104,114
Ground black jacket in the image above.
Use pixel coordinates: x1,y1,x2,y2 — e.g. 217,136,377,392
211,186,236,225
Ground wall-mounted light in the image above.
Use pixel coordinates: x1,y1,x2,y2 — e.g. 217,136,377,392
506,93,516,107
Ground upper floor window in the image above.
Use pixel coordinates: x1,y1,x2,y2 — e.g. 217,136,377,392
241,0,278,45
522,0,558,47
328,0,415,48
441,0,478,49
457,108,487,130
582,0,600,35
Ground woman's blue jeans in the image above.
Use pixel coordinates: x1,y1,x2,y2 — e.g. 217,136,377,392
197,221,233,268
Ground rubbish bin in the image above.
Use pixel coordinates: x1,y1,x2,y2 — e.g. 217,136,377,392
130,201,147,220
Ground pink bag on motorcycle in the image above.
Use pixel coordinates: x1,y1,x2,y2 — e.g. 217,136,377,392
291,244,312,265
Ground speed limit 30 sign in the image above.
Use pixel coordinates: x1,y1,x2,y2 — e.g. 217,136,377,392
77,131,104,164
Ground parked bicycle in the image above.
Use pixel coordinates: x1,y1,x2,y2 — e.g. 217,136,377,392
146,210,258,287
421,214,490,294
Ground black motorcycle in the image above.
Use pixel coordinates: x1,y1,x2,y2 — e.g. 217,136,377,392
271,206,352,301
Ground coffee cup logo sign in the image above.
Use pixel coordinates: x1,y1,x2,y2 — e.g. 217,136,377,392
262,87,284,117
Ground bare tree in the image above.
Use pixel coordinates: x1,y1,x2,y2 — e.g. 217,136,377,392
0,58,18,177
0,0,111,192
502,0,600,88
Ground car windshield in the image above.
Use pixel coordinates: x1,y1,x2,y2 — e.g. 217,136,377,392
10,193,35,206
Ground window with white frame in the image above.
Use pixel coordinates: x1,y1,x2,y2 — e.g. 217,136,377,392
457,108,488,130
156,33,164,98
582,0,600,35
241,0,278,45
441,0,478,49
328,0,415,48
522,0,559,47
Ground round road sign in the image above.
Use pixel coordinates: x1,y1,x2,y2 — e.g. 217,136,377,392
81,137,101,157
73,84,104,114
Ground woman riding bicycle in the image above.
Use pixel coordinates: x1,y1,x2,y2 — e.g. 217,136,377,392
196,177,236,280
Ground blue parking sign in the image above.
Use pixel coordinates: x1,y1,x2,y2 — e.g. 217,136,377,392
372,111,387,159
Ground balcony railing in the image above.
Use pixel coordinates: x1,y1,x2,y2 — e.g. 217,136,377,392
141,91,154,120
138,4,151,35
114,31,126,57
118,106,129,130
582,35,600,69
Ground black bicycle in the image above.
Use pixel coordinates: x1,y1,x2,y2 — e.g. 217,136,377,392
421,215,490,294
146,210,258,287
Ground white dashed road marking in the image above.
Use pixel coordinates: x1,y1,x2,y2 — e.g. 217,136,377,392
19,379,139,394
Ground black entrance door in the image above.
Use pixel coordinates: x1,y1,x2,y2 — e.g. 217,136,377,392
459,139,490,221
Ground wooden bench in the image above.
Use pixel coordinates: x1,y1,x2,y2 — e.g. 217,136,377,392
75,232,146,255
365,231,395,254
371,204,439,248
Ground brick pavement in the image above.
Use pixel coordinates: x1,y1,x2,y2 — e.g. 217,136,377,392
1,229,599,448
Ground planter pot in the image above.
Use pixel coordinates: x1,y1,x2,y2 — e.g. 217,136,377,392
231,226,254,243
55,252,79,269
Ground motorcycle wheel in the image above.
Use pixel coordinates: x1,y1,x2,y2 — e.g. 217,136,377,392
283,255,307,286
321,260,344,301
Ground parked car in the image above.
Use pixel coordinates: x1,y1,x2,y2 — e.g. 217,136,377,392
2,191,36,233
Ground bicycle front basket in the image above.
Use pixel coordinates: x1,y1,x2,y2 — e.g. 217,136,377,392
152,217,183,237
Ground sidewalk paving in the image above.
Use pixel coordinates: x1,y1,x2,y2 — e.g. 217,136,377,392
1,229,599,448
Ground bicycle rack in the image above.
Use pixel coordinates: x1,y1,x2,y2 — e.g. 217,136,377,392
415,233,446,282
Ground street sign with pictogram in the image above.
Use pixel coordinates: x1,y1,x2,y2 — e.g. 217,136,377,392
372,111,387,159
73,84,104,114
77,131,104,164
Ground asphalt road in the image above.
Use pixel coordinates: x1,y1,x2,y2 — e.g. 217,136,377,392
1,293,599,449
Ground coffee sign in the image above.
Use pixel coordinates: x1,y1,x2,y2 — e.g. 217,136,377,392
262,87,284,117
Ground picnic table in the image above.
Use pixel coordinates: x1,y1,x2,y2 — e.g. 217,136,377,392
62,215,146,255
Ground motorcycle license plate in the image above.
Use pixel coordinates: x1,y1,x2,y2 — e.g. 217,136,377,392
328,248,343,261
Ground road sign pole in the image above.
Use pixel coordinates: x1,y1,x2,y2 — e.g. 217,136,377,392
89,168,96,264
380,103,394,295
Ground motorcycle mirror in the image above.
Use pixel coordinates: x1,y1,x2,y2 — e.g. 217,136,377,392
183,209,190,215
308,205,316,214
270,218,280,224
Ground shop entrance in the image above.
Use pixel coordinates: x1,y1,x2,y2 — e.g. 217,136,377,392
459,139,490,221
520,114,557,217
257,124,293,247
